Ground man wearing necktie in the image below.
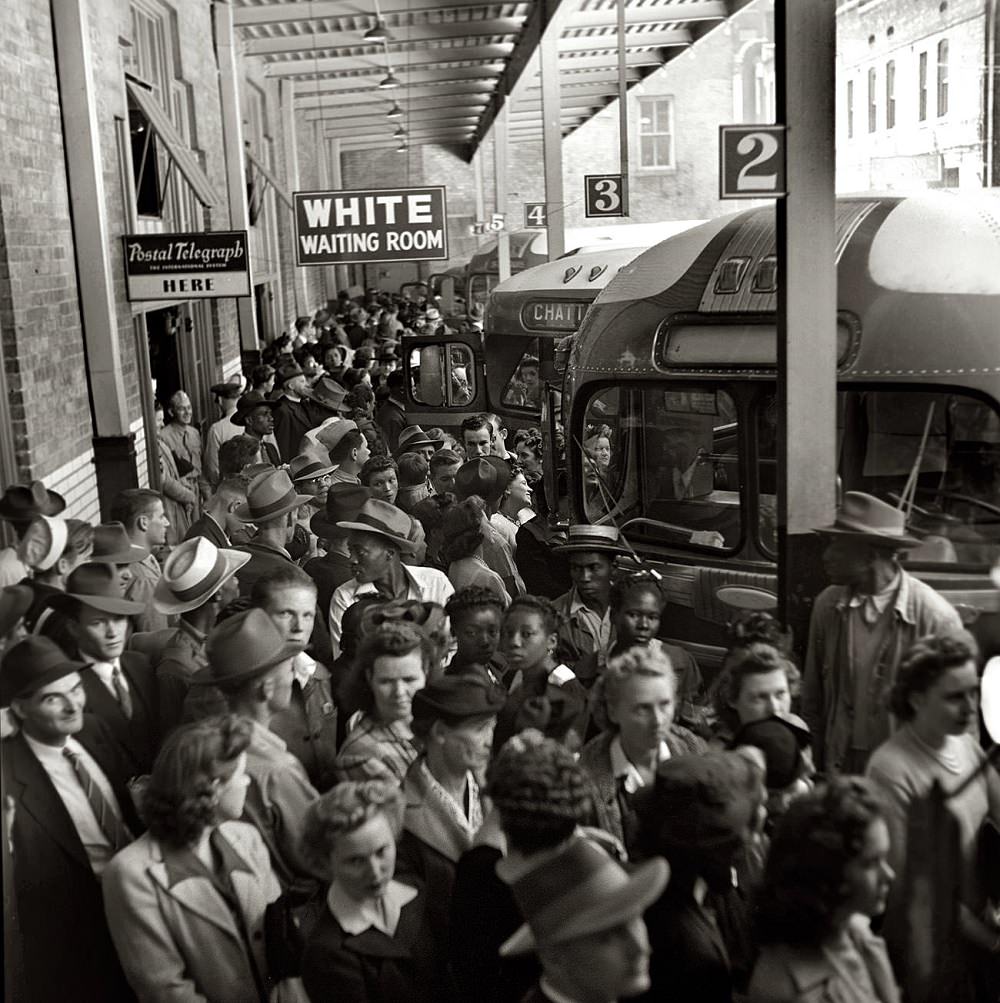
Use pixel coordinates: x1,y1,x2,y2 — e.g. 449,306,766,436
55,562,159,774
802,492,962,775
1,635,142,1001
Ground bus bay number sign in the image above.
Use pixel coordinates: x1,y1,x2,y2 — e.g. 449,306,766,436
719,125,787,200
584,174,627,218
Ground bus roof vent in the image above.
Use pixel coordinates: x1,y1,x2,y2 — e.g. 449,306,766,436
751,255,778,293
713,256,751,294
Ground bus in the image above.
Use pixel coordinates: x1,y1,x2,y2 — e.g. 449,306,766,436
552,192,1000,670
401,243,658,436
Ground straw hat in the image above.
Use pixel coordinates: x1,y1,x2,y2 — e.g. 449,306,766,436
152,537,251,615
498,837,669,956
552,524,631,557
234,469,312,524
17,515,68,572
814,491,920,548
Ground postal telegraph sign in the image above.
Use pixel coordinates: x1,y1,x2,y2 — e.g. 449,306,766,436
122,231,251,301
719,125,787,200
293,186,449,266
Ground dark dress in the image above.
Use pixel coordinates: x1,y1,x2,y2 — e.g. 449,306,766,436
449,844,540,1003
301,884,437,1003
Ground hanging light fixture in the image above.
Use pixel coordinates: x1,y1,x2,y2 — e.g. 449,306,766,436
393,124,407,138
386,102,403,119
396,141,408,153
378,69,401,89
363,18,392,43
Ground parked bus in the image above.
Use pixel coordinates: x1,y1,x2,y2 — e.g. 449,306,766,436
550,192,1000,670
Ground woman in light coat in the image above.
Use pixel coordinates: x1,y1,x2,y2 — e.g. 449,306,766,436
103,714,306,1003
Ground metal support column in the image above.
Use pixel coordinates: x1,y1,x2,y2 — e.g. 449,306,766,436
494,104,511,281
616,0,630,215
539,10,565,261
776,0,838,637
328,137,349,297
213,0,259,353
51,0,130,438
280,79,306,319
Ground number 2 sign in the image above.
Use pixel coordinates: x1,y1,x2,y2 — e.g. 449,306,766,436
584,174,627,218
719,125,786,200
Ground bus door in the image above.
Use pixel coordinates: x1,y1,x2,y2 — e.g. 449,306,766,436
427,273,460,317
401,329,485,435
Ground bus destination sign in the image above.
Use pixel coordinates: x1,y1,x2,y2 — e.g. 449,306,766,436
122,231,251,301
521,299,589,333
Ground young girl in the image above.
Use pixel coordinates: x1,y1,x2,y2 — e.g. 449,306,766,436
495,595,588,751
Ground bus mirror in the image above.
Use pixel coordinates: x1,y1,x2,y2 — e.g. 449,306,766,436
541,384,560,519
983,657,1000,744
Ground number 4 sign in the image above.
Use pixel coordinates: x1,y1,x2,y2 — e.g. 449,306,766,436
584,174,627,218
524,203,548,228
719,125,787,200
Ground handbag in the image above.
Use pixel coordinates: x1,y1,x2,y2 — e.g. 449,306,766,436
263,894,306,981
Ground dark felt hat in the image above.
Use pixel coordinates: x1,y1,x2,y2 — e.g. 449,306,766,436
211,380,243,399
411,673,506,724
0,584,33,639
310,483,370,539
732,714,813,790
454,456,512,508
309,377,353,414
231,391,280,426
396,425,443,456
54,562,146,616
0,481,66,522
92,522,150,564
0,636,87,706
199,608,297,689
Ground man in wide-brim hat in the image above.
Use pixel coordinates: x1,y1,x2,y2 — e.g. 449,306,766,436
327,498,454,658
230,391,281,468
307,375,353,422
395,424,442,462
551,524,632,668
52,562,160,774
802,491,962,774
498,836,668,1003
304,483,370,623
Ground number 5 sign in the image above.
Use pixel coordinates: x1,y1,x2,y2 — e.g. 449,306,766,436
719,126,786,200
584,174,627,218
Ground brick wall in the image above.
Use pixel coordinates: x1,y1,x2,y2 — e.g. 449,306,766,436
0,0,96,495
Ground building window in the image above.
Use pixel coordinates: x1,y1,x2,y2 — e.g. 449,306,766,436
885,60,896,129
847,80,854,138
638,97,675,170
937,39,949,116
867,67,877,132
918,51,928,121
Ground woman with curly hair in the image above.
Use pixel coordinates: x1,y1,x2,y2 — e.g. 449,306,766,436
513,428,543,483
866,633,1000,990
578,643,706,854
441,496,511,605
449,731,602,1003
300,781,438,1003
103,715,299,1002
334,621,433,785
748,777,899,1003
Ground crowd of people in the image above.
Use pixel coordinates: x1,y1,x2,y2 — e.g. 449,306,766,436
1,290,999,1003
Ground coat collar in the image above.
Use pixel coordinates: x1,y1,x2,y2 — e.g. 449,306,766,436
339,883,425,959
401,761,478,863
832,569,916,626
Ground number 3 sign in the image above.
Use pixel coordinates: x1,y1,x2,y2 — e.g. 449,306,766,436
584,174,627,218
719,125,786,200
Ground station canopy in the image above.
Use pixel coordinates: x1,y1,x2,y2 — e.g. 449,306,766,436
233,0,750,158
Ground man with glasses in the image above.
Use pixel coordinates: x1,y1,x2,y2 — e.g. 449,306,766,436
288,449,337,562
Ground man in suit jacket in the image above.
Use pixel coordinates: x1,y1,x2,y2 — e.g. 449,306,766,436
1,635,142,1002
56,563,159,774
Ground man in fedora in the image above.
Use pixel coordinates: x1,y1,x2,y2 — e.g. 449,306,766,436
304,483,370,626
250,565,339,791
91,520,151,594
305,374,353,429
273,361,314,462
288,448,337,554
319,419,370,486
54,562,160,774
231,468,312,596
0,479,66,589
203,378,244,488
184,477,248,550
201,608,324,897
150,536,249,734
396,425,442,463
230,390,281,468
552,525,632,667
109,488,174,634
498,836,668,1003
1,635,142,1002
802,491,962,773
327,498,454,658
